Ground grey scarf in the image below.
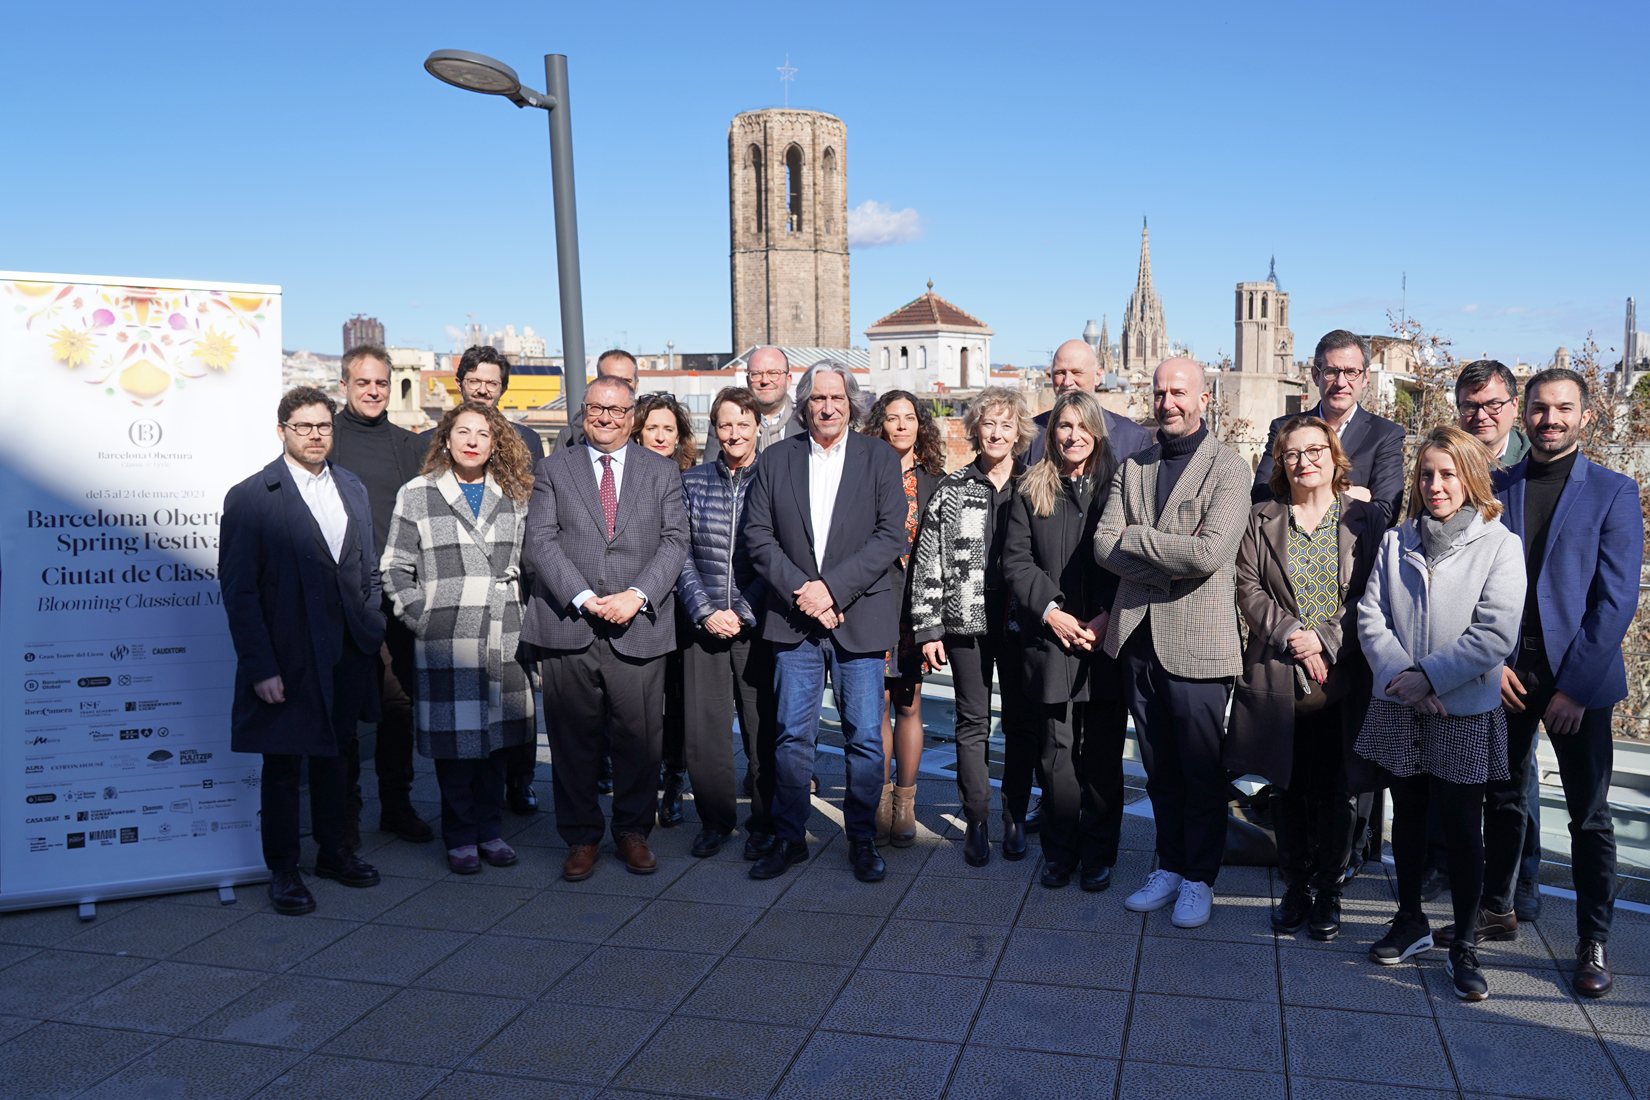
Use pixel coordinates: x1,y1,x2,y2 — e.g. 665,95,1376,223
1419,508,1475,561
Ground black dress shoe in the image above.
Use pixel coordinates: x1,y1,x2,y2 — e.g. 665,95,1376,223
962,822,990,867
268,869,315,916
380,804,434,843
1307,890,1342,941
596,755,614,795
1023,796,1043,834
691,827,728,858
750,840,808,879
1040,860,1072,889
1574,940,1613,998
849,838,886,883
1001,815,1028,862
314,851,381,888
743,831,777,861
657,776,685,828
1514,877,1543,922
506,781,538,816
1272,883,1311,935
1080,865,1113,892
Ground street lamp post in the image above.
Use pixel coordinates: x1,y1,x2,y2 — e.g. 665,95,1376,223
424,49,588,416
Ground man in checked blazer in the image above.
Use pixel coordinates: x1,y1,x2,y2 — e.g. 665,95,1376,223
523,375,690,882
1094,358,1252,930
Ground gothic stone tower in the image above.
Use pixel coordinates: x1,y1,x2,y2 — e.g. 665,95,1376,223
729,109,850,354
1121,219,1169,377
1233,257,1296,375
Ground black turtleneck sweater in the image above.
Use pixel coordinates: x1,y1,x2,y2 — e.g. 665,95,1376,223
1521,446,1579,646
1154,421,1208,513
329,406,427,557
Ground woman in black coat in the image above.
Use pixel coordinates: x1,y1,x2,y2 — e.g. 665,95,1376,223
861,390,943,847
1002,390,1124,890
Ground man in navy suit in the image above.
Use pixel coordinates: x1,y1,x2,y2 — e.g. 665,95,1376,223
220,387,387,915
743,360,910,883
1026,339,1154,466
1252,330,1406,527
1475,368,1643,998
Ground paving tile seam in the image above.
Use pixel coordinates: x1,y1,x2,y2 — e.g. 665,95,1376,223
935,860,1036,1100
56,1033,303,1100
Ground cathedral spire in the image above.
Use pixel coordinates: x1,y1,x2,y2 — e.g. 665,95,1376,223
1121,217,1168,374
1135,218,1154,301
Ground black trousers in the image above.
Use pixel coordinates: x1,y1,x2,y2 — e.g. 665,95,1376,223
344,611,418,811
434,750,509,849
947,610,1038,824
261,752,349,873
1124,625,1231,886
1274,705,1359,892
1035,695,1128,870
1483,647,1617,942
662,649,687,779
1392,773,1483,938
683,630,776,835
542,638,664,845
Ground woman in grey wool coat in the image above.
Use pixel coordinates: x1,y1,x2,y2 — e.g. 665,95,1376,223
381,401,537,874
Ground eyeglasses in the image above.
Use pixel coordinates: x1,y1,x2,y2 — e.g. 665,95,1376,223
1316,367,1368,382
583,403,634,420
1280,445,1330,467
639,392,681,405
1457,397,1515,419
748,370,788,380
282,422,333,437
463,380,503,393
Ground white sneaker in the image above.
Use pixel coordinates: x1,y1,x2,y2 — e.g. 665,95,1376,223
1124,869,1185,912
1172,881,1213,928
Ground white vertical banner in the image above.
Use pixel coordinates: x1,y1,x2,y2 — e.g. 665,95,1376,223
0,272,281,911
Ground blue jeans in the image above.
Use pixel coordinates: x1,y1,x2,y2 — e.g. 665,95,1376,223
771,636,887,842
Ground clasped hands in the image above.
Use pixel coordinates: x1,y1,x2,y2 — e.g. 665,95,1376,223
1046,607,1107,652
1387,668,1447,717
1501,666,1584,735
702,608,744,639
1286,628,1328,685
794,579,844,630
583,589,645,625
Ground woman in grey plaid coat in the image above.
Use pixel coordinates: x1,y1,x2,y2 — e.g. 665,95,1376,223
381,402,536,874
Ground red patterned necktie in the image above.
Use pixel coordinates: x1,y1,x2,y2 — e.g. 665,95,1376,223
599,454,617,539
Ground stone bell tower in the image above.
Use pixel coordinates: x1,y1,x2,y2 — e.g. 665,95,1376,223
729,109,850,354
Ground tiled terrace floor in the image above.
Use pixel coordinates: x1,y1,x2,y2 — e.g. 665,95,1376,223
1,749,1647,1100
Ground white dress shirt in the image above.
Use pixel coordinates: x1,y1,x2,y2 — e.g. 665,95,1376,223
285,457,348,562
808,432,849,568
572,442,647,613
1316,400,1359,438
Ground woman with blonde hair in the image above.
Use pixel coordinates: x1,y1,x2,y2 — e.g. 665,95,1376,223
1002,390,1127,890
381,401,536,874
911,386,1040,866
1356,425,1524,1000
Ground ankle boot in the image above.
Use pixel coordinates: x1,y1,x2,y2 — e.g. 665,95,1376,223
875,782,894,846
890,784,918,848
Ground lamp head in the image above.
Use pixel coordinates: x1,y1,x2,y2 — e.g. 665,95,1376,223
425,50,522,96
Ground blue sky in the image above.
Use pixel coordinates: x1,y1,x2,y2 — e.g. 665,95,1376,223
3,1,1644,369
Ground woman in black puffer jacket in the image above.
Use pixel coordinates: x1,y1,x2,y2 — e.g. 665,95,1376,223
676,387,777,860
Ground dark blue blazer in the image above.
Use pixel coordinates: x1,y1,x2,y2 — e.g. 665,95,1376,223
744,430,909,655
1252,404,1407,528
1027,407,1153,467
1494,452,1644,709
219,457,386,756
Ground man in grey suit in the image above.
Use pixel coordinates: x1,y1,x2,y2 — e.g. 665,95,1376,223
1095,358,1251,930
524,374,690,882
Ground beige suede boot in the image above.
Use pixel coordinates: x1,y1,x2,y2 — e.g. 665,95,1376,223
875,782,894,846
891,784,918,848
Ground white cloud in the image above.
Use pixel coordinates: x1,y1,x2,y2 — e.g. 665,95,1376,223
847,200,922,248
444,325,463,340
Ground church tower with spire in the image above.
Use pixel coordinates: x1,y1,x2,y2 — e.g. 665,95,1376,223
1121,219,1169,377
1233,255,1296,375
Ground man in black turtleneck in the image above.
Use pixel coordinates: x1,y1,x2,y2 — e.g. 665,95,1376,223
1473,368,1643,1000
329,345,435,846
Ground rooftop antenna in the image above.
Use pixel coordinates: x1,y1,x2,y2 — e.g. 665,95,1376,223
777,55,796,108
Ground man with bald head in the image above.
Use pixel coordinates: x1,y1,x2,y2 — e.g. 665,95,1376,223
556,350,643,451
1027,339,1153,466
1095,358,1251,929
703,347,804,465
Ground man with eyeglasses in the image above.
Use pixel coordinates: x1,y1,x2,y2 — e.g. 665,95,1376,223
555,349,641,451
703,346,804,465
1456,359,1530,466
220,387,386,915
523,374,690,881
1252,330,1406,528
329,345,435,848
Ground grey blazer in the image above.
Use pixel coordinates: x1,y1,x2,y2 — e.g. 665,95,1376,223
521,441,690,659
1093,431,1253,679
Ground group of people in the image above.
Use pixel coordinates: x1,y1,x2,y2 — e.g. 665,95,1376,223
220,330,1641,1008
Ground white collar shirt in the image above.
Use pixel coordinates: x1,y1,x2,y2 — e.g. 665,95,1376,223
1316,400,1360,438
586,441,627,502
807,432,850,568
285,457,348,562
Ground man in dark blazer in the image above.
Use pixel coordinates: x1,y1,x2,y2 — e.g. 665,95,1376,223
1025,339,1154,466
553,350,640,451
220,387,387,916
1251,330,1406,527
423,344,544,814
743,361,910,884
524,374,690,882
1473,368,1643,998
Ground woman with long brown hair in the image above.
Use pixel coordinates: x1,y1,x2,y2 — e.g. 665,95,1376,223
633,393,698,471
381,401,536,874
862,389,944,847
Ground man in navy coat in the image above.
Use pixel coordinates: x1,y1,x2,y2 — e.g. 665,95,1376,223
221,387,388,915
1477,368,1644,998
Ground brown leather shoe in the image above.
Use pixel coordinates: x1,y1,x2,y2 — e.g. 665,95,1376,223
562,844,598,882
615,832,658,875
1439,907,1516,945
1574,939,1613,998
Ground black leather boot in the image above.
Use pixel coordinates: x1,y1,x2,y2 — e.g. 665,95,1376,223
963,821,990,867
